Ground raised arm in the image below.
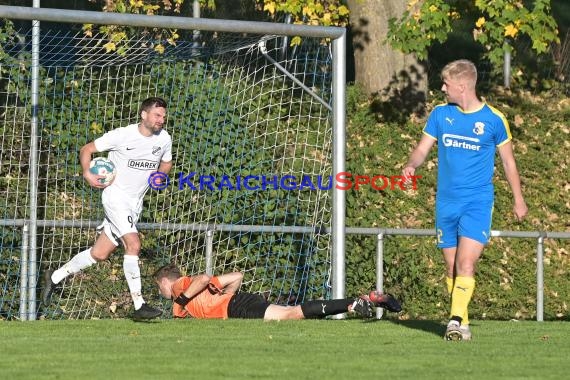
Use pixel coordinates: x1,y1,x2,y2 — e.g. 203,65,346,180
171,273,212,310
174,272,242,307
215,272,243,294
179,274,211,300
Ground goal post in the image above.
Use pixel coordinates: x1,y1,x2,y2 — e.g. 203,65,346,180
0,5,346,320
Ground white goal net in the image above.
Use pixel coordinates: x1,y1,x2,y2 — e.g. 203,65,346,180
0,10,343,319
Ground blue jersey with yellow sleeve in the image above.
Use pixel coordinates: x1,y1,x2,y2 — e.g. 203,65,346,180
423,103,511,201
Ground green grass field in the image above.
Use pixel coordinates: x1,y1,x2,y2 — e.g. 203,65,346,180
1,319,569,379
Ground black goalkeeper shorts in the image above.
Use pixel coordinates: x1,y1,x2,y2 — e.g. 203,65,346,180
227,292,271,319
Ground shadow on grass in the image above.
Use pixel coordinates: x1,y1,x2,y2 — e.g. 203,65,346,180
388,319,446,338
132,318,163,324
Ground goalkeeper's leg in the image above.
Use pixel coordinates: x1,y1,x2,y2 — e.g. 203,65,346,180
263,298,374,320
301,298,372,318
301,292,403,318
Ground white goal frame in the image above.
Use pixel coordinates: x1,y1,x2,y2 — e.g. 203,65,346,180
0,5,346,320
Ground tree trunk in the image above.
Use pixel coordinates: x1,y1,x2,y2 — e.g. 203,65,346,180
347,0,427,113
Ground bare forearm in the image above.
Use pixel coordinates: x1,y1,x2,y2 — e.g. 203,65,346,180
181,274,211,299
80,142,108,188
504,164,524,202
158,160,173,174
80,142,98,173
219,272,243,294
499,143,525,203
405,149,428,170
499,142,528,220
403,135,435,176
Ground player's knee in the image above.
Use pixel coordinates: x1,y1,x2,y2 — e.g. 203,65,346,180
123,239,141,254
292,306,305,319
456,266,476,277
90,248,112,261
456,260,476,276
281,307,303,320
265,305,304,321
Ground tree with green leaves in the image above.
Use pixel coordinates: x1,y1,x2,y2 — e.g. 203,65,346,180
86,0,426,100
84,0,349,50
387,0,560,79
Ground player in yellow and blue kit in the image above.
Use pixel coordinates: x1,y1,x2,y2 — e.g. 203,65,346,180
403,60,528,341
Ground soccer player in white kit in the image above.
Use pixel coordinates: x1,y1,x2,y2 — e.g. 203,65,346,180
42,97,173,320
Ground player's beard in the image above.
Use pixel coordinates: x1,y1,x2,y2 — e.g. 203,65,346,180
151,124,163,135
141,121,163,135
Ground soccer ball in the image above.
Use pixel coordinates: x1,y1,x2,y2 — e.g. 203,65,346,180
89,157,116,185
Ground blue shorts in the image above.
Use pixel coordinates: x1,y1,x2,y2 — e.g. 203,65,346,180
435,198,494,248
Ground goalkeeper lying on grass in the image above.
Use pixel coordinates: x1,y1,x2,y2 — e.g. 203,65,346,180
153,264,401,320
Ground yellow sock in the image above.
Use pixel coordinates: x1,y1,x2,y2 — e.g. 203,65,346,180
446,276,454,295
462,313,470,325
450,276,475,325
462,303,470,326
447,276,469,324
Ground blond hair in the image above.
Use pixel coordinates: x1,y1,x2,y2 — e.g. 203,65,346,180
441,59,478,87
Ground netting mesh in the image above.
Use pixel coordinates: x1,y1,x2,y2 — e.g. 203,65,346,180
0,24,334,319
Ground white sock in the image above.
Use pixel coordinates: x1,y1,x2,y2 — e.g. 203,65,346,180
123,255,145,310
51,248,97,284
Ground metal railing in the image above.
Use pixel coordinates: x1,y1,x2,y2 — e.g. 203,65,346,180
5,218,568,321
346,227,570,321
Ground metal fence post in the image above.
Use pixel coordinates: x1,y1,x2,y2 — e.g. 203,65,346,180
19,223,29,320
205,229,214,275
27,0,42,321
536,234,545,322
376,232,384,319
504,41,511,88
331,31,347,303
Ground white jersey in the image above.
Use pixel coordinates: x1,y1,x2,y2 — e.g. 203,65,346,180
94,123,172,202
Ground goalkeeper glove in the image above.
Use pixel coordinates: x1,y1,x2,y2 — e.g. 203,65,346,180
173,293,191,306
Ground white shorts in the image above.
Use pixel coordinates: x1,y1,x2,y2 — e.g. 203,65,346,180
98,188,142,246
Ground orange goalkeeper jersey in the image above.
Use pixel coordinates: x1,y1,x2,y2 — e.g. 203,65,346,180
170,276,233,319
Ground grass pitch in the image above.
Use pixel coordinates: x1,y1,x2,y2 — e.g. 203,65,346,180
1,319,568,379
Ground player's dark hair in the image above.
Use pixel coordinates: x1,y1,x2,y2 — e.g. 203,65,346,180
140,97,167,113
152,263,182,281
